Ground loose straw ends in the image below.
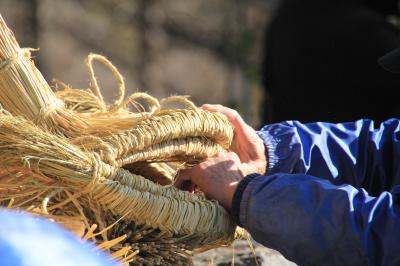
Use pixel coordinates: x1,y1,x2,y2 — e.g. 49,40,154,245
0,14,240,265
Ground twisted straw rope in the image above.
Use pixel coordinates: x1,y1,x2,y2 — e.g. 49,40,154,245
123,162,175,185
0,15,239,263
117,136,224,165
81,109,234,166
0,112,236,247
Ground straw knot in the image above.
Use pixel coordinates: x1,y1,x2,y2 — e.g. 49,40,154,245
0,15,239,264
83,153,113,194
0,48,36,72
34,98,65,122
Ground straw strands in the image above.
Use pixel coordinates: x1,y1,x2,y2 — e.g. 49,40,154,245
0,14,240,265
0,110,236,238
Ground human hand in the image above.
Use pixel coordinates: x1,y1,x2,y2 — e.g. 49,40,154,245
175,105,268,211
202,104,267,175
176,151,253,210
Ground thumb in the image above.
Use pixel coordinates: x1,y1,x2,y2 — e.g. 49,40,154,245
174,167,195,189
202,104,247,131
202,104,254,143
202,104,260,160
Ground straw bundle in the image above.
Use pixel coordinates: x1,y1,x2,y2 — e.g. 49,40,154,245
0,14,158,137
0,14,240,265
0,111,236,249
0,16,89,136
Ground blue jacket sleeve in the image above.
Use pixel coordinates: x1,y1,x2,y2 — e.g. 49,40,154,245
238,173,400,266
234,119,400,265
257,119,400,193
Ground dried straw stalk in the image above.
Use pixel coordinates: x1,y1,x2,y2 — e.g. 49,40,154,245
0,14,240,265
0,111,235,239
0,15,89,136
0,110,237,263
0,15,155,136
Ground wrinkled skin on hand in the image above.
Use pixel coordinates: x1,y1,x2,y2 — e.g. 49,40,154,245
175,104,267,211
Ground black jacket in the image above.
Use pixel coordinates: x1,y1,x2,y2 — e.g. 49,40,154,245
262,0,400,124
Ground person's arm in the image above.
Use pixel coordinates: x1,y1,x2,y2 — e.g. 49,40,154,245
233,172,400,266
176,105,400,265
258,119,400,192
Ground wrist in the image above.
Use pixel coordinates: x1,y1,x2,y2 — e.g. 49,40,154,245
222,169,246,210
223,183,238,211
231,173,261,227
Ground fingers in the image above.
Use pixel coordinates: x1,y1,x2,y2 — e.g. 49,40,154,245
174,168,194,189
202,104,260,159
202,104,246,130
175,152,232,189
202,104,253,138
180,180,196,192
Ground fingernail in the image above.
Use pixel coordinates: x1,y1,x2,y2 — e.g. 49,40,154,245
202,104,216,110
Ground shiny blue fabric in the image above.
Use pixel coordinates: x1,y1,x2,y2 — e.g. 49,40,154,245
240,119,400,266
0,209,116,266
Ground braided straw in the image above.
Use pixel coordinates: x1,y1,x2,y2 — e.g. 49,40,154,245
0,111,236,248
0,173,192,265
0,14,240,264
77,109,234,165
123,162,175,185
116,136,225,166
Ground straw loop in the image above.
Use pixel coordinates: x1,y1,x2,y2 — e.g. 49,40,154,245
85,54,125,112
0,15,240,264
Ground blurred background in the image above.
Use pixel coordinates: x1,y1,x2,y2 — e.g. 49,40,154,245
1,0,400,127
0,0,280,128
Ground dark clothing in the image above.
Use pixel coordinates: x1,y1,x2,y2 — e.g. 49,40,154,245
233,119,400,266
263,0,400,124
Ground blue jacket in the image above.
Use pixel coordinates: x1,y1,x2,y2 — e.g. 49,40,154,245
232,119,400,266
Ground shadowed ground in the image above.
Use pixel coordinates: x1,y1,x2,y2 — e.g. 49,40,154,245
193,239,297,266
